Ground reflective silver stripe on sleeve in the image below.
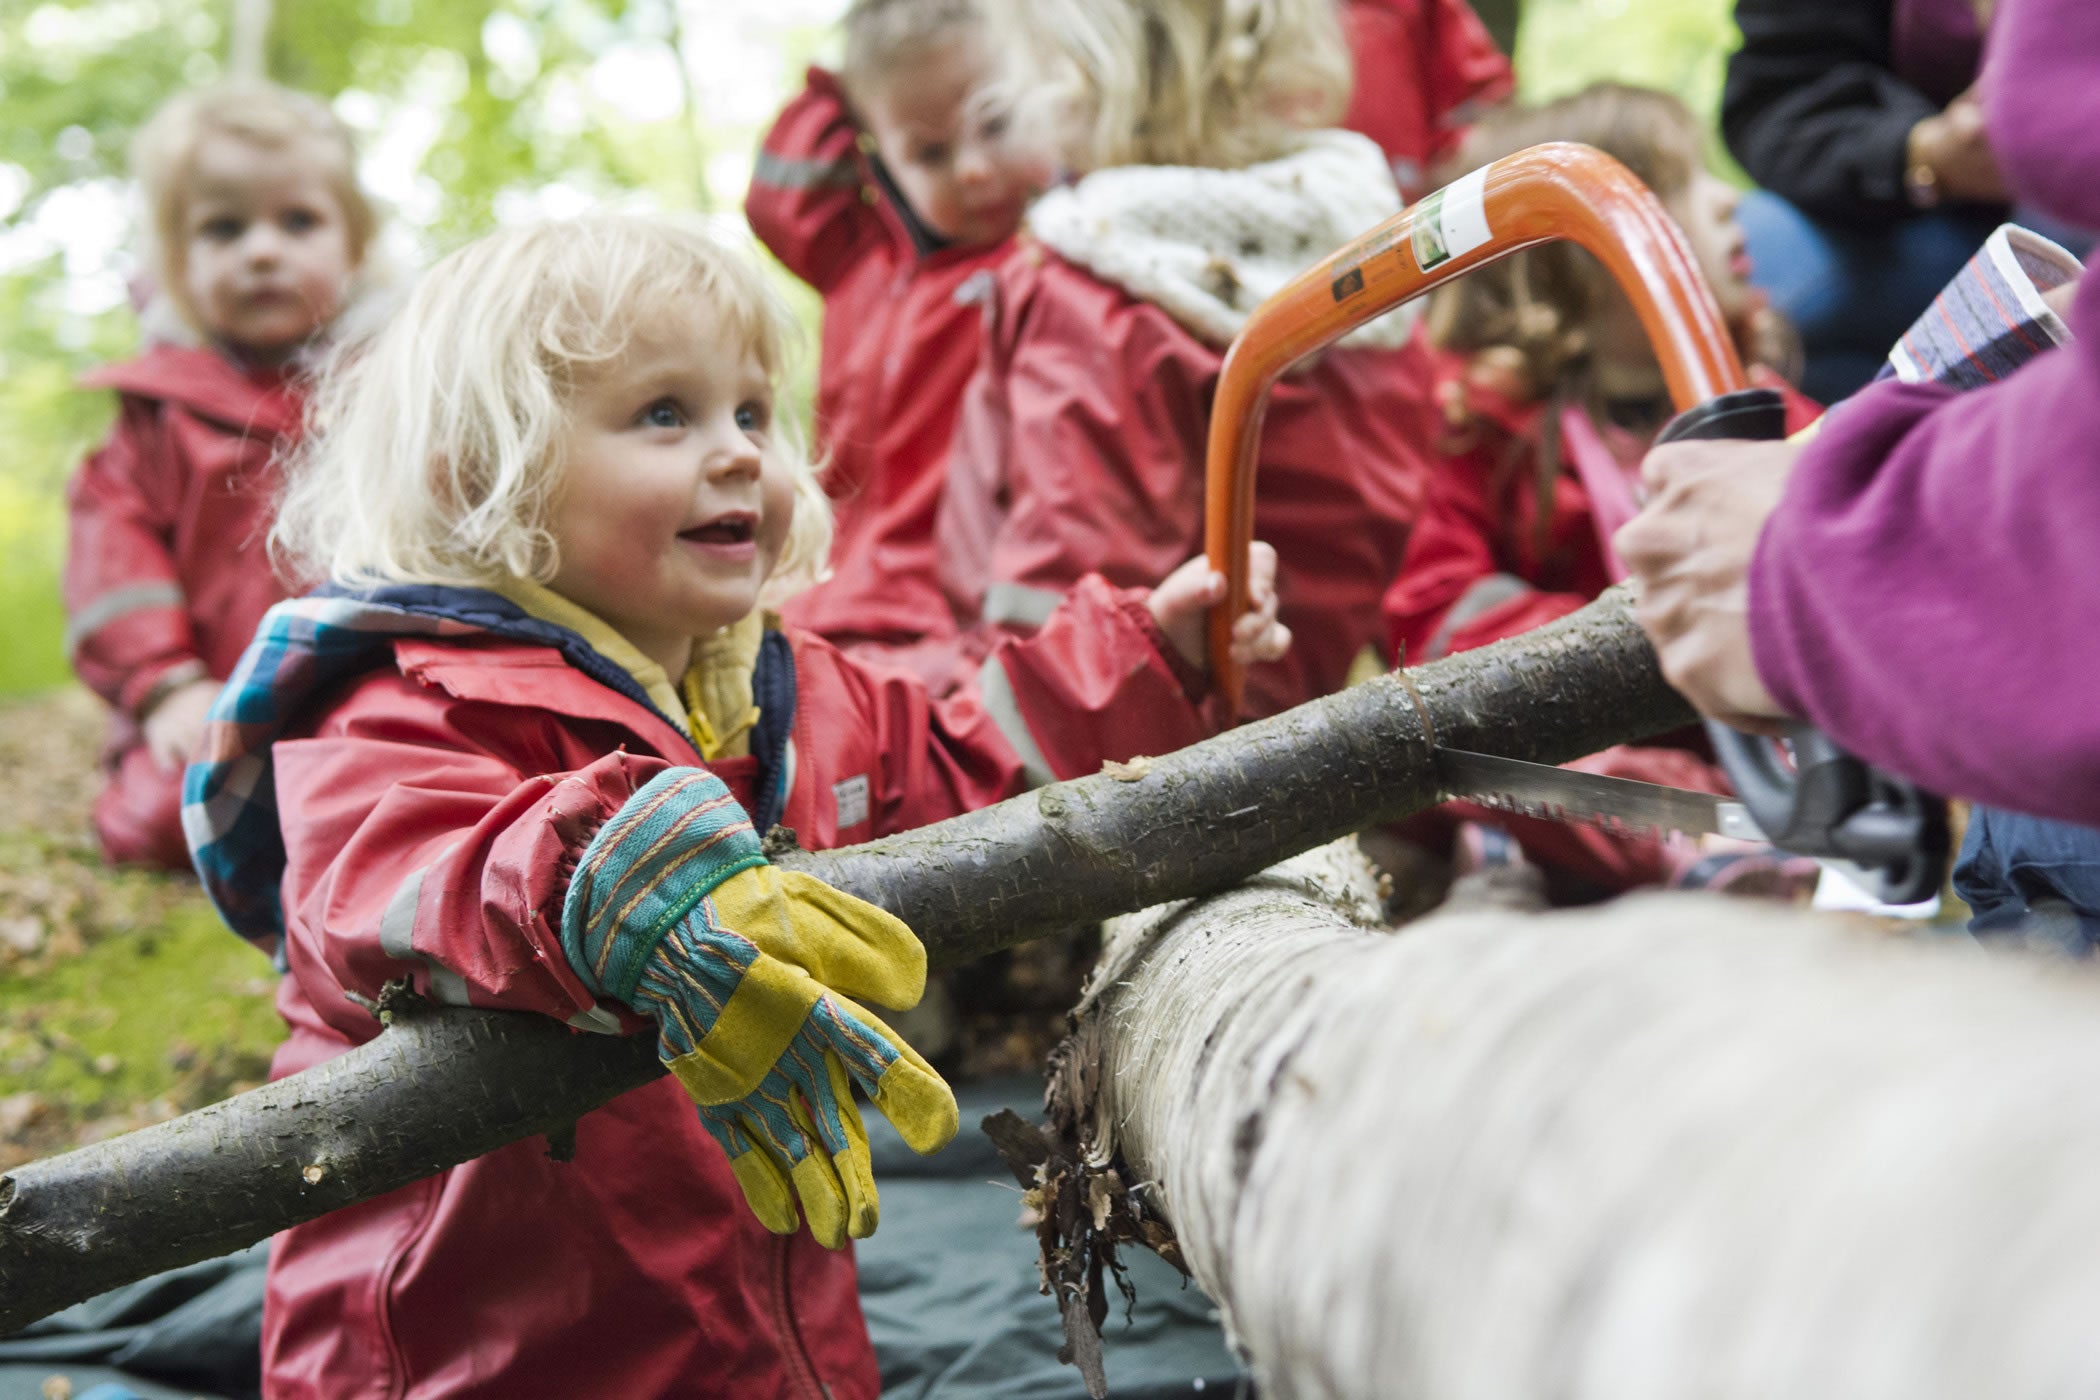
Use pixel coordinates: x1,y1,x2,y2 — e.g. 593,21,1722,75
377,859,472,1008
977,652,1056,791
752,149,859,193
377,865,426,961
1423,572,1532,661
980,581,1062,630
65,581,186,655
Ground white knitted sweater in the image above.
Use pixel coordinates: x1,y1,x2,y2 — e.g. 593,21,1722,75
1025,129,1415,350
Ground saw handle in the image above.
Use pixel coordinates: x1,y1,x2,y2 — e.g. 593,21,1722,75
1654,390,1949,905
1205,143,1745,714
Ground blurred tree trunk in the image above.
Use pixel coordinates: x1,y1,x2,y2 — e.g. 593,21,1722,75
231,0,272,80
1476,0,1521,57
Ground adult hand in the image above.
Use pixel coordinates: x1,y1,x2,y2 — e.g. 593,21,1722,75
1613,437,1800,734
1909,87,2011,205
141,677,220,773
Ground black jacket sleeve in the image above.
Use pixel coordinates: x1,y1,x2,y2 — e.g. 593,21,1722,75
1723,0,1939,227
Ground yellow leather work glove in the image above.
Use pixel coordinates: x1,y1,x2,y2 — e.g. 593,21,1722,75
562,769,958,1246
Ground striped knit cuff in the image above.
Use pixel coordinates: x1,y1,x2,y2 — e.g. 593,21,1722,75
561,767,767,1005
1882,225,2079,390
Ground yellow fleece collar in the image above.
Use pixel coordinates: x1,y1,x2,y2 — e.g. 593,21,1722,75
487,579,765,761
681,612,764,761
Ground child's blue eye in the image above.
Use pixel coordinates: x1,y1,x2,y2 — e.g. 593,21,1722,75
200,217,243,242
281,207,320,234
735,401,769,433
641,400,685,429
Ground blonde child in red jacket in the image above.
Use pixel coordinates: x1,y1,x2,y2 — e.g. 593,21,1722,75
747,0,1042,683
934,0,1440,719
1383,84,1821,897
186,213,1285,1398
754,0,1502,706
65,80,380,870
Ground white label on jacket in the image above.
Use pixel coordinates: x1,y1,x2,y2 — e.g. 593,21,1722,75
834,773,870,830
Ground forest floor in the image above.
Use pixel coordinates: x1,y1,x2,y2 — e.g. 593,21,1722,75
0,686,281,1173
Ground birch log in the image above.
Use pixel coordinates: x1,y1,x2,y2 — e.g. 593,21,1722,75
1045,845,2100,1400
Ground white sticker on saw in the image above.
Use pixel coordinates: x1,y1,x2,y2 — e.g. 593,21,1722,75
1439,166,1491,260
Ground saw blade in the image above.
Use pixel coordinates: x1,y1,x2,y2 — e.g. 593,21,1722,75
1434,748,1764,843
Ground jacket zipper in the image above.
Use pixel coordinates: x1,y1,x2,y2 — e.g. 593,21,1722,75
772,1232,830,1399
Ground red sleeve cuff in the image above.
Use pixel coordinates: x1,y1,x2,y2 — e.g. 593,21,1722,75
1112,585,1213,704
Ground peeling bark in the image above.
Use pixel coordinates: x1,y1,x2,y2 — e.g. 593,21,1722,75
0,586,1689,1333
1034,845,2100,1400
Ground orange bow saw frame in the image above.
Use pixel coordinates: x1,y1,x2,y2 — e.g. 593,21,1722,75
1202,142,1748,712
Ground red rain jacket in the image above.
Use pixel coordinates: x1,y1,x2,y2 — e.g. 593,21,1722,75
1381,352,1820,891
747,68,1010,668
937,246,1440,719
1385,354,1821,665
63,344,302,866
258,577,1211,1399
1340,0,1515,201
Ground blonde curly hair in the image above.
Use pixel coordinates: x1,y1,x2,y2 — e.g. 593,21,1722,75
841,0,984,101
983,0,1353,171
273,213,831,606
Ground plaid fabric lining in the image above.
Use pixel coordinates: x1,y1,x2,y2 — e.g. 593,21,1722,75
182,593,487,949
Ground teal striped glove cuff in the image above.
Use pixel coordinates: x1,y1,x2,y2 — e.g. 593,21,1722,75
561,767,767,1005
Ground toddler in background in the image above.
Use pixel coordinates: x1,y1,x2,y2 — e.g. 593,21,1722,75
64,80,378,870
1383,84,1820,898
936,0,1441,718
747,0,1039,683
185,213,1285,1397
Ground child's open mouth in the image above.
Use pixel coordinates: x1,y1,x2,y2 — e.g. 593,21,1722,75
680,513,758,556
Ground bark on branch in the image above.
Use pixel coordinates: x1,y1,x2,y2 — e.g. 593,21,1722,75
1029,845,2100,1400
0,585,1688,1333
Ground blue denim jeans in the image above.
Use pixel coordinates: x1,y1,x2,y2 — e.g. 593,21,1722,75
1737,190,2001,402
1953,806,2100,954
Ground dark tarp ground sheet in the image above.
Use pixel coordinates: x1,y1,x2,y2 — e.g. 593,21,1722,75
0,1076,1248,1399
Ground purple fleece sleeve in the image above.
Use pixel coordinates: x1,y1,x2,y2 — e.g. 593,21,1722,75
1984,0,2100,233
1747,0,2100,824
1750,277,2100,823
